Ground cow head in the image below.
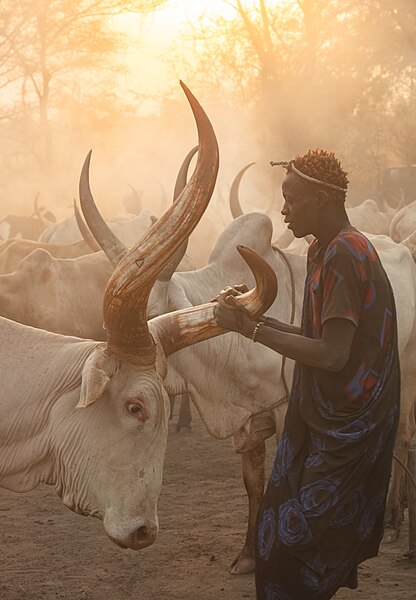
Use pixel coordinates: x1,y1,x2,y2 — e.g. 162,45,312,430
47,343,169,550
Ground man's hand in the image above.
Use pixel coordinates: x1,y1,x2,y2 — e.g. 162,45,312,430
213,285,256,338
210,283,249,303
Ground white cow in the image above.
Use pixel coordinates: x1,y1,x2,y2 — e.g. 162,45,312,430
389,199,416,242
346,198,393,235
0,237,96,275
39,208,156,246
2,82,278,552
0,250,112,338
0,143,202,338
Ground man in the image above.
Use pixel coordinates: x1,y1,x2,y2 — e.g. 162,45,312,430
214,149,400,599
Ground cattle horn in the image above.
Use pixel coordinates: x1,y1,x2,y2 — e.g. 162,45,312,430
79,151,129,266
149,245,277,357
229,163,256,219
158,145,199,282
31,192,56,225
100,81,219,363
173,145,198,201
73,199,102,253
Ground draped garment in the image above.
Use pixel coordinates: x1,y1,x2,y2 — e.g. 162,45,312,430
255,228,400,600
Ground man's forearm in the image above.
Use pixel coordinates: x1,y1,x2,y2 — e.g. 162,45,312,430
261,315,301,336
251,324,334,370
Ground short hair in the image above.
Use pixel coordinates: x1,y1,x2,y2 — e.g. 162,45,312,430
292,149,349,194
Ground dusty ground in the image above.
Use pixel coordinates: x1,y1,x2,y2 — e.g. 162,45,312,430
1,404,415,600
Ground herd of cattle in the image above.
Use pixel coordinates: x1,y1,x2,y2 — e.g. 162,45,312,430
1,82,415,579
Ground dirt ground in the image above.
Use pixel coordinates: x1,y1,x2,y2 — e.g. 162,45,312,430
1,404,415,600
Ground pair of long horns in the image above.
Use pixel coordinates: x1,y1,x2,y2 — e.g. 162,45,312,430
79,82,277,364
31,193,56,225
75,145,198,269
79,82,219,363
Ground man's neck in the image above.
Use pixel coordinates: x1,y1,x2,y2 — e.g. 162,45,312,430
315,215,352,246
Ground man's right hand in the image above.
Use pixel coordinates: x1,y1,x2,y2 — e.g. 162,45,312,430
213,286,257,337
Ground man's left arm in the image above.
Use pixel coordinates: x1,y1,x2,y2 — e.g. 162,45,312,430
243,317,357,372
214,250,363,372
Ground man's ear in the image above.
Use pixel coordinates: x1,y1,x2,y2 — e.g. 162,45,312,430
77,346,119,409
317,189,330,209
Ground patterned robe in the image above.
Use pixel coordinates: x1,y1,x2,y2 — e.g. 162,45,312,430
255,227,400,600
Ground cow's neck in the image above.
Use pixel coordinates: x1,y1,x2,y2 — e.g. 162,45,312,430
0,319,97,492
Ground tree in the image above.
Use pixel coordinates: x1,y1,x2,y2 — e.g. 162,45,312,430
171,0,416,198
0,0,167,173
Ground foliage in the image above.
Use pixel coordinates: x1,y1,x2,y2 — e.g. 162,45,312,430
172,0,416,197
0,0,167,171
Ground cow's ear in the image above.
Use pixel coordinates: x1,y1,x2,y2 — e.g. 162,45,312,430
77,347,118,409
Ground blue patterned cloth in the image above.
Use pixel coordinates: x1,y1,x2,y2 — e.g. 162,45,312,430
255,228,400,599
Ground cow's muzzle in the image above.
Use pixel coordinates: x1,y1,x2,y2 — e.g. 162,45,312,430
106,518,158,550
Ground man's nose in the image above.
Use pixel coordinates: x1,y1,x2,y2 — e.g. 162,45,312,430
281,202,288,215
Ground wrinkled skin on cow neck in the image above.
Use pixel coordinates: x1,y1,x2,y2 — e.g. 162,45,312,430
0,317,170,549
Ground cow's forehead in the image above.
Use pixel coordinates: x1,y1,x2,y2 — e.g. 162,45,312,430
114,362,163,393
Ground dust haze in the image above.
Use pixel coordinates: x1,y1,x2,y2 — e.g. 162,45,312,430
1,0,415,227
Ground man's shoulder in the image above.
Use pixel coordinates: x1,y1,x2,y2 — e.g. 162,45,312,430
324,228,378,265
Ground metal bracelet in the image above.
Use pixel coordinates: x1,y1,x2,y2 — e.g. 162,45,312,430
251,321,265,342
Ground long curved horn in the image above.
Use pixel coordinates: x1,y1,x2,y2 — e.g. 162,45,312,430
101,81,219,363
73,199,102,252
30,192,43,220
173,146,198,201
79,151,128,266
150,245,277,356
229,162,256,219
158,145,199,282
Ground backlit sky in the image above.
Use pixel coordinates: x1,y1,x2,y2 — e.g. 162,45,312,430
113,0,291,113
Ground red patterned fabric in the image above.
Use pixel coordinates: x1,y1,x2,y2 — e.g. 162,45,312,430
255,227,400,599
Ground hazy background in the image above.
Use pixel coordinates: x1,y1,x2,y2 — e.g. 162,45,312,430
1,0,415,223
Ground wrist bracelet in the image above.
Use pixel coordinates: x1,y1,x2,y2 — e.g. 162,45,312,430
251,321,265,342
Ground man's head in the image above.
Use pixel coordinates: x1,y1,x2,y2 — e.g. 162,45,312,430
273,149,349,239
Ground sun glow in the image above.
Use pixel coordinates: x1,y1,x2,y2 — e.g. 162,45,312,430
113,0,295,113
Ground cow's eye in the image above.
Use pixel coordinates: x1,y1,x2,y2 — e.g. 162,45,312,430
125,400,148,422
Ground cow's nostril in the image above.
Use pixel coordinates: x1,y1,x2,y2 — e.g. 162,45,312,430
134,525,157,547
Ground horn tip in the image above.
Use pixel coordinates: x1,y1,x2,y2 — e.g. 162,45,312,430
179,81,195,104
236,244,251,256
81,150,93,174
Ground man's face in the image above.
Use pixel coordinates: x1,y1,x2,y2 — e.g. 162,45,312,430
281,171,320,238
